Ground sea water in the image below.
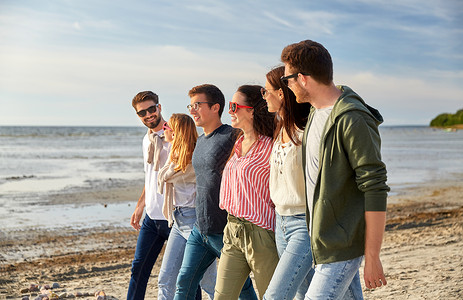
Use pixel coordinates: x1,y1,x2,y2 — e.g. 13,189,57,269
0,126,146,230
0,125,462,230
380,126,463,189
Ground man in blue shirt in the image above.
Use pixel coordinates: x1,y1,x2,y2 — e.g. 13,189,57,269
174,84,257,300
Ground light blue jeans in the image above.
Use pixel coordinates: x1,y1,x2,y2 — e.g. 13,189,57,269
158,207,216,300
304,256,364,300
263,213,314,300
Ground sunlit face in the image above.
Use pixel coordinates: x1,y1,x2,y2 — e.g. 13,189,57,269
188,93,215,129
263,80,282,113
135,100,162,129
229,92,253,131
163,120,174,143
284,64,310,104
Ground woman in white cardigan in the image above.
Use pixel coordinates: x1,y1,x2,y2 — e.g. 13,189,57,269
157,113,216,300
262,66,314,300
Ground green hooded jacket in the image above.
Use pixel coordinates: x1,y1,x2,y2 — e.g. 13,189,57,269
302,85,389,265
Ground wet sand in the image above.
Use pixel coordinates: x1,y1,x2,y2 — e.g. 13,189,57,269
1,179,462,299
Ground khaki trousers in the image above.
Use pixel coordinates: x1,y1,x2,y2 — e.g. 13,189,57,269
214,214,279,300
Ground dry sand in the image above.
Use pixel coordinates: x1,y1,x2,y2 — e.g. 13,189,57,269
1,179,462,299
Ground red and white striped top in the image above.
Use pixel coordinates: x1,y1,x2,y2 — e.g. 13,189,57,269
219,135,275,231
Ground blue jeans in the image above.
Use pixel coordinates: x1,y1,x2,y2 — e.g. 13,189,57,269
263,213,314,300
127,215,170,300
174,225,258,300
304,256,364,300
158,207,216,300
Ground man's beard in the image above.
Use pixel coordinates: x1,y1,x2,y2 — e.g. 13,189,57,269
295,87,311,104
145,114,162,129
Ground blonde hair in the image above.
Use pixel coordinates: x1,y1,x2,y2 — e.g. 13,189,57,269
168,113,198,172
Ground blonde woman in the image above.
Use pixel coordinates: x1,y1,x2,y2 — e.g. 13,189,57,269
157,113,216,300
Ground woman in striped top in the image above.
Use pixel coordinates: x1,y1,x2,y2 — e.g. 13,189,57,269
214,85,278,300
261,66,313,300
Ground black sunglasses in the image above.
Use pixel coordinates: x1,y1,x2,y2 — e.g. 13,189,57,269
280,72,310,86
260,87,278,98
136,104,158,117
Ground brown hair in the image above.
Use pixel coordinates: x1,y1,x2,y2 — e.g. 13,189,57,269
132,91,159,109
266,66,310,145
168,113,198,172
188,84,225,117
236,85,275,138
281,40,333,85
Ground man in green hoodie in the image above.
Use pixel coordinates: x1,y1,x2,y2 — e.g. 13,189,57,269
280,40,390,299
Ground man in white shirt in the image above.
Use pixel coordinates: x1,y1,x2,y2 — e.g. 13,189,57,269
127,91,170,300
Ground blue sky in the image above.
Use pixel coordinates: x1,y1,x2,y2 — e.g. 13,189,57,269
0,0,462,126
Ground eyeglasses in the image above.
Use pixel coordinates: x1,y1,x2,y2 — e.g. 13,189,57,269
187,102,210,111
162,122,172,131
280,72,310,86
136,104,159,117
229,102,253,113
260,87,278,99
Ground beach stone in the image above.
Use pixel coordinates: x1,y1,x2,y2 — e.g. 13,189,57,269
30,284,40,292
52,283,60,289
20,288,29,293
34,297,42,300
58,292,67,299
94,290,106,300
67,294,75,298
75,292,83,297
49,292,59,300
76,267,87,274
22,296,29,300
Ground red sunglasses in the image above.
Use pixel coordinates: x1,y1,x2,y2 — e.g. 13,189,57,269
229,102,253,113
162,122,172,131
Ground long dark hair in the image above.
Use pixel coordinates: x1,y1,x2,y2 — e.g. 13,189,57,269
266,66,311,145
236,85,275,138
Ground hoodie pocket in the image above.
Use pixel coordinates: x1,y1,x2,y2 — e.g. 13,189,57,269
313,198,349,250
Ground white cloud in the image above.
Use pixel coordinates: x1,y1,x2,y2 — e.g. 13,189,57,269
293,10,338,35
0,0,462,126
354,0,460,21
336,69,463,125
0,44,272,125
185,1,234,21
262,11,295,29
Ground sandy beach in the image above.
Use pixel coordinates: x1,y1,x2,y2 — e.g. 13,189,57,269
1,177,462,299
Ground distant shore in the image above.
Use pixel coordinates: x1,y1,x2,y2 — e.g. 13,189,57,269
431,124,463,130
1,177,463,299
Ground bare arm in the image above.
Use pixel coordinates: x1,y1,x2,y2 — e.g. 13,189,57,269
130,187,146,230
364,211,387,289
